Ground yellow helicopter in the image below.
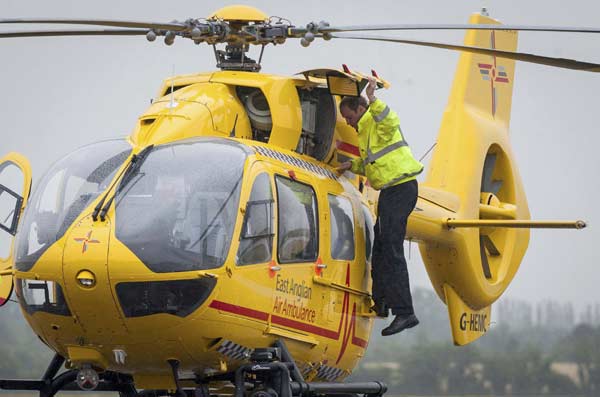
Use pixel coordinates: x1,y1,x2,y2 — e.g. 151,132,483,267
0,4,594,397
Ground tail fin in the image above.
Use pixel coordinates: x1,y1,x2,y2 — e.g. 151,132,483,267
415,12,530,345
449,13,518,126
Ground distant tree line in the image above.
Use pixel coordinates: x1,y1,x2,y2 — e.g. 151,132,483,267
497,298,600,330
350,288,600,395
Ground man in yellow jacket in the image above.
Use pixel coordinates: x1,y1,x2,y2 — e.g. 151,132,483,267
337,77,423,336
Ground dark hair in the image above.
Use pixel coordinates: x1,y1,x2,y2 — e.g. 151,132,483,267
339,95,368,112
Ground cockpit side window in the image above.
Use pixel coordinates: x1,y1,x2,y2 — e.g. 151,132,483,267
328,194,355,261
15,140,132,271
237,173,274,266
275,175,318,263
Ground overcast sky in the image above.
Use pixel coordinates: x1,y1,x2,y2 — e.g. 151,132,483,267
1,0,598,311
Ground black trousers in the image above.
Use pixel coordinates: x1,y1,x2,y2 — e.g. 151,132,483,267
371,179,418,316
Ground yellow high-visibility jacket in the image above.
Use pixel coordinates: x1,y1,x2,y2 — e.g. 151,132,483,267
350,99,423,190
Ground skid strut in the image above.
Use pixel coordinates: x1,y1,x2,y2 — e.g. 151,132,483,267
229,340,387,397
1,340,387,397
0,353,136,397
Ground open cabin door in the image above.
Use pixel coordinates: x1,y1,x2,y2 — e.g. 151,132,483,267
0,152,32,306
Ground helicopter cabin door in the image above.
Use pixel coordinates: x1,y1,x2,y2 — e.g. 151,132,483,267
265,164,326,346
211,163,281,348
0,153,32,307
316,191,373,365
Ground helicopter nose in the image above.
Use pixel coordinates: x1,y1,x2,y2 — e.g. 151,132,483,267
61,216,129,341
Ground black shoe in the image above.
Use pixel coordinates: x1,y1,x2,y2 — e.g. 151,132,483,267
381,314,419,336
370,300,389,318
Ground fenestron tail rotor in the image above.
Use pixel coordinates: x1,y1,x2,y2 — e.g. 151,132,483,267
481,153,502,195
479,152,508,280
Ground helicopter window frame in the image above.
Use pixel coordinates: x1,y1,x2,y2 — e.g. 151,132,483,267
0,183,23,236
360,203,374,263
274,174,319,264
15,278,71,317
328,193,356,261
237,172,275,266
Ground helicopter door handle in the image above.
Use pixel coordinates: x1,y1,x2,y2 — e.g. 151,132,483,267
316,264,327,269
269,265,282,272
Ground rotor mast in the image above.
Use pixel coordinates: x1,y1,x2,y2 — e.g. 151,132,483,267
206,6,268,72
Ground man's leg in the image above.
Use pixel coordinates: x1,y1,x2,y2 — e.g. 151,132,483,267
378,180,419,334
370,218,389,317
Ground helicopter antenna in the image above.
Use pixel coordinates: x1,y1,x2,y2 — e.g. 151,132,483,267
419,141,437,162
169,64,177,114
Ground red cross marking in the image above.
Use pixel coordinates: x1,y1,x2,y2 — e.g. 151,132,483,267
73,230,100,254
477,31,510,117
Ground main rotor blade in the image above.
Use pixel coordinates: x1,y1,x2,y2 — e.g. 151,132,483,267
0,18,185,31
322,23,600,34
331,34,600,72
0,29,148,39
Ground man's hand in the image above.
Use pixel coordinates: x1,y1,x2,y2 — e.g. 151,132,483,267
366,76,377,104
336,161,352,175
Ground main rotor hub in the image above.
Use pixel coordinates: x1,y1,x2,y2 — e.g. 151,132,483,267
208,5,269,23
141,5,332,71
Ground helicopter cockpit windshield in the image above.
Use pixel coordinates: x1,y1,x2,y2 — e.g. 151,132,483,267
115,138,248,273
15,140,133,271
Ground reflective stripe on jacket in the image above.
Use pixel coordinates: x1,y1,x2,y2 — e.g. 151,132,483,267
350,99,423,190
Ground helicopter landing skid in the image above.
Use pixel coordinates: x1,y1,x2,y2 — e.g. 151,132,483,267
219,339,388,397
0,341,387,397
0,353,137,397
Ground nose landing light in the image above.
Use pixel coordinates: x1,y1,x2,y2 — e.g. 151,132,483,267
76,270,96,288
76,365,100,391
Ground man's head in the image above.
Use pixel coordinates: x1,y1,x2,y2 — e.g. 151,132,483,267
339,96,368,131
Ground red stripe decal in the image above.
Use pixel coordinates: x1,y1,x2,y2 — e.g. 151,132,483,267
350,304,368,348
478,63,493,69
271,315,338,339
335,295,352,363
209,299,367,348
352,334,368,348
209,300,269,321
495,77,509,83
336,140,360,156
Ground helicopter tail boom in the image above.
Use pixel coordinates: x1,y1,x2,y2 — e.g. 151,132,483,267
412,13,527,345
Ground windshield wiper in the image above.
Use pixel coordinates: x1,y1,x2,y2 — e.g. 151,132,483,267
92,145,154,222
